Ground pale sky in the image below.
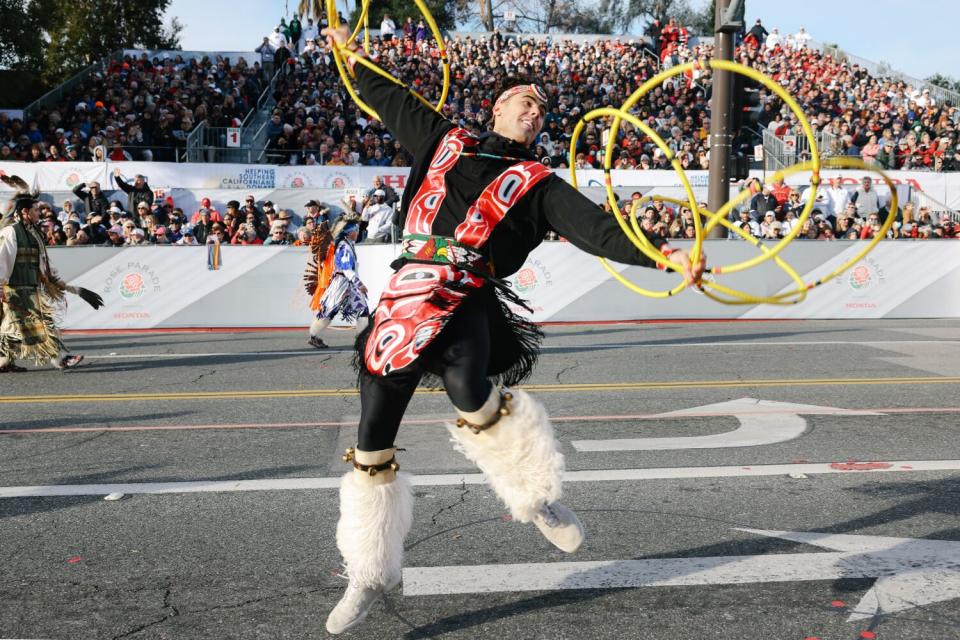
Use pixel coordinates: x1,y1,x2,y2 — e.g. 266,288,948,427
167,0,960,82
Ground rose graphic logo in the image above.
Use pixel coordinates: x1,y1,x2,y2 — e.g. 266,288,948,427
291,177,305,188
331,177,346,189
514,267,538,293
119,272,146,299
849,265,872,291
66,173,80,187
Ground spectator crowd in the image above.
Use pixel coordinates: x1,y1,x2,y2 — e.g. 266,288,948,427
610,175,960,242
2,13,957,173
256,14,960,173
14,163,955,247
0,53,267,163
739,20,960,172
15,172,408,248
2,14,959,247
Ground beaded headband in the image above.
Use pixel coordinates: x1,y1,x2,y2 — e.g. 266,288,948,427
494,84,547,110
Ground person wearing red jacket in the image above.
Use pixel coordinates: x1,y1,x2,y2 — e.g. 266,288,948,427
770,177,794,206
191,197,222,224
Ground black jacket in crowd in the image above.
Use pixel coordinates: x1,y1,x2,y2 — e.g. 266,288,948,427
72,183,111,219
113,175,154,216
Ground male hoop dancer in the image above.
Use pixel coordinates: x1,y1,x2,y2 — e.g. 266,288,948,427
322,25,705,634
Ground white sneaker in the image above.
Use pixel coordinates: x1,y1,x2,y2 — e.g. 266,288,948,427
533,502,585,553
325,577,399,635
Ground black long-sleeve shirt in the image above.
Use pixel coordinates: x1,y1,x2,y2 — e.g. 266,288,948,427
71,184,110,218
113,175,154,217
355,66,664,277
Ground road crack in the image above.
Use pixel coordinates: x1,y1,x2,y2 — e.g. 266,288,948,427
163,587,180,617
554,360,580,383
191,369,217,384
431,480,469,525
184,587,325,615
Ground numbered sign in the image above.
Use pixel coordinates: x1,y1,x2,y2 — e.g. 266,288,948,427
225,128,241,148
783,135,797,157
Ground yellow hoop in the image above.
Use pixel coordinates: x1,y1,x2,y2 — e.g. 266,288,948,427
325,0,450,121
568,58,897,305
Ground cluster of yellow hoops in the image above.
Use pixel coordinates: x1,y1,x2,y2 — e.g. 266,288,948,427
569,59,897,305
324,0,450,121
327,3,895,306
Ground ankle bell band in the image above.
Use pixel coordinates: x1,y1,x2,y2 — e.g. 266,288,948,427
455,390,513,434
342,448,400,476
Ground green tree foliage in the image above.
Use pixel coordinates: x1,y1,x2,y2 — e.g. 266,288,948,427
550,3,618,34
42,0,182,82
1,0,181,84
927,73,960,94
0,0,56,72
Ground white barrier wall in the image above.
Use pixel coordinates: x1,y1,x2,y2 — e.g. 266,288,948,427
50,241,960,330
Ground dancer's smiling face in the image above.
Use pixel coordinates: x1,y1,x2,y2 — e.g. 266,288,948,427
492,89,546,147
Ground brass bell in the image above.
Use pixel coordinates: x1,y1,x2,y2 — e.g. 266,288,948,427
390,462,400,471
455,418,466,428
499,406,510,416
368,467,378,476
342,447,355,462
503,392,513,401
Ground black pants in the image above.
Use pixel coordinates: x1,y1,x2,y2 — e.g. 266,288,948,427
357,294,494,451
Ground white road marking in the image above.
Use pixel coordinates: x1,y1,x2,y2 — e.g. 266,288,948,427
402,529,960,622
743,528,960,621
0,459,955,498
81,350,350,358
573,398,883,452
77,339,960,360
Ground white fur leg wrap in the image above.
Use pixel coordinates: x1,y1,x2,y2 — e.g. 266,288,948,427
446,389,564,523
335,470,414,588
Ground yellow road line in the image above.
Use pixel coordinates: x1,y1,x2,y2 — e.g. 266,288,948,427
2,376,960,404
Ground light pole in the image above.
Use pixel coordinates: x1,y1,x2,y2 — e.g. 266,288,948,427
706,0,744,237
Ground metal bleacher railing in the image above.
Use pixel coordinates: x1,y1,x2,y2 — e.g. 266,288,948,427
183,66,280,164
22,51,124,121
809,39,960,108
760,126,839,172
21,31,960,169
757,38,958,172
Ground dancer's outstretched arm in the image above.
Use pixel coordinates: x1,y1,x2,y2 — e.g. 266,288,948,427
530,178,706,284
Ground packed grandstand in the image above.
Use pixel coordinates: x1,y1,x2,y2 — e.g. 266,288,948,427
1,13,958,246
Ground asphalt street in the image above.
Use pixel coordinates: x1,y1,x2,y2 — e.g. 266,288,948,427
2,319,960,639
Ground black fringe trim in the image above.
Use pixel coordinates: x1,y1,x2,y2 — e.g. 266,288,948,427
488,287,543,387
351,320,375,386
351,285,543,390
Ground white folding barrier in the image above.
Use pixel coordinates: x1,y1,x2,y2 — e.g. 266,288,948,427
50,240,960,330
